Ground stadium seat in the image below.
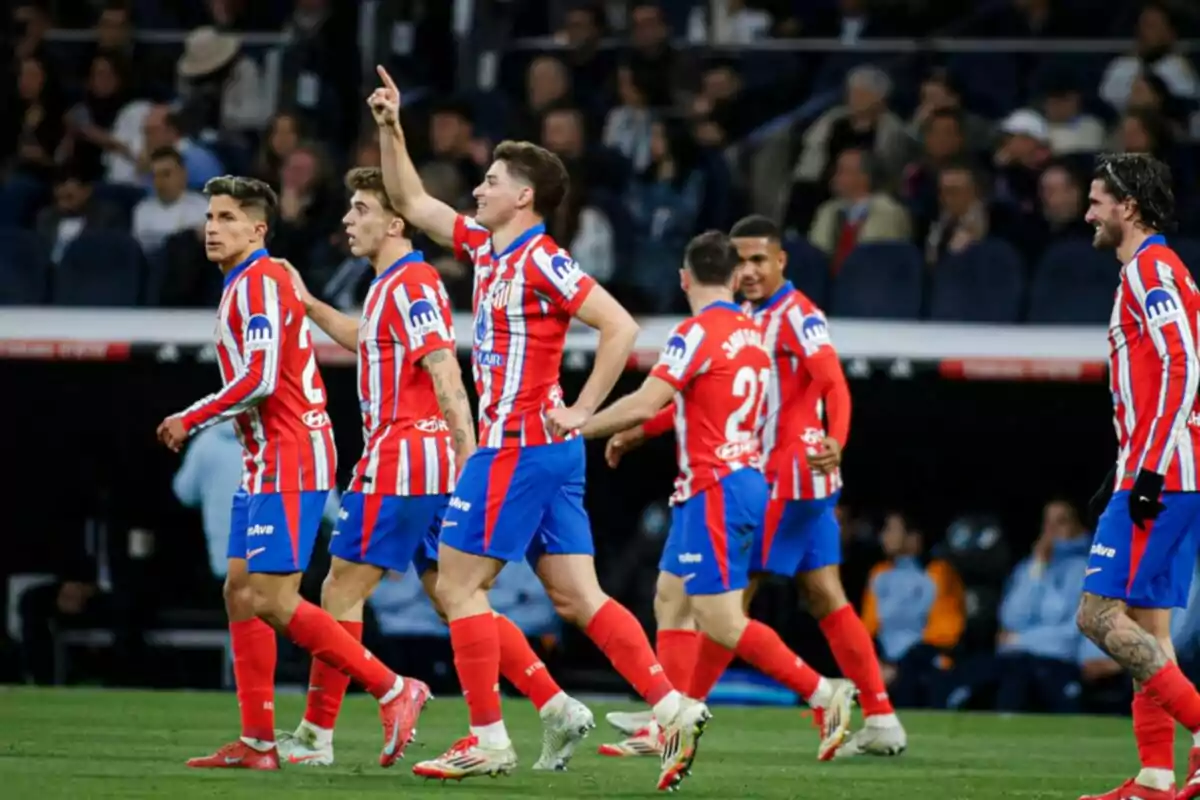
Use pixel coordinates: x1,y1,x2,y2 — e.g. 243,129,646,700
829,242,923,319
929,238,1025,323
1028,238,1119,324
0,228,50,305
782,236,830,307
54,231,146,306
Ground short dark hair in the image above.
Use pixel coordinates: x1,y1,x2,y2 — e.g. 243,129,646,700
729,214,782,242
492,140,569,219
202,175,278,222
1093,152,1175,232
684,230,740,286
149,146,183,166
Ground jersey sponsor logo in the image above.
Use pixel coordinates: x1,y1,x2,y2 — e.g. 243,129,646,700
715,440,760,461
1090,543,1116,558
475,350,506,367
799,313,831,354
414,416,449,433
659,333,692,375
302,410,331,429
1144,287,1183,326
1190,411,1200,427
677,552,703,564
244,314,275,351
407,298,442,338
448,496,472,512
247,524,274,537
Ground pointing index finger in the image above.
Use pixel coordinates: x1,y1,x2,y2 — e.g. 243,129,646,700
376,65,398,93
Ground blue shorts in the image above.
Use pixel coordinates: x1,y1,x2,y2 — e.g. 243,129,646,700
439,438,594,566
659,469,769,596
1085,490,1200,608
227,489,330,574
329,492,444,575
753,493,841,577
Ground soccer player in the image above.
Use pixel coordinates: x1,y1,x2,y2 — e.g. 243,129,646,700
274,167,594,772
366,66,708,790
600,215,903,758
1077,152,1200,800
157,176,426,770
579,230,856,772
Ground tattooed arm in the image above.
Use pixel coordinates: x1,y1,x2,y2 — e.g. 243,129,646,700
421,348,476,467
1076,593,1169,682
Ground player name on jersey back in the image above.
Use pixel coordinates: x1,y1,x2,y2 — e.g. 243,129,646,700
651,300,772,504
179,250,336,493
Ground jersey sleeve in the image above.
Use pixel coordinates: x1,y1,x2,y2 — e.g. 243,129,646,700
179,273,284,433
528,243,596,316
451,214,490,265
392,273,456,365
1129,253,1200,475
649,320,709,391
783,303,851,444
643,403,676,438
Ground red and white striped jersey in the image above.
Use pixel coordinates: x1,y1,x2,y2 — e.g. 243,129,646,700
179,249,336,493
749,281,845,500
452,216,597,449
650,301,771,504
1109,234,1200,492
350,251,457,496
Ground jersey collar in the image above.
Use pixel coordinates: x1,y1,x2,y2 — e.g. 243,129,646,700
701,299,742,314
223,248,268,287
494,222,545,259
755,280,794,311
375,250,424,283
1134,233,1168,256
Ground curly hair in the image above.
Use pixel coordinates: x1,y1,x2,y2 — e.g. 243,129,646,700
1093,152,1175,233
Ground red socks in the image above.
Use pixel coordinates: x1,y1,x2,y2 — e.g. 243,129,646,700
735,620,822,700
585,599,674,706
1143,662,1200,733
230,618,277,742
689,635,738,700
820,604,894,716
495,613,562,711
1134,689,1176,770
656,629,700,691
449,613,504,726
285,601,397,698
303,620,362,729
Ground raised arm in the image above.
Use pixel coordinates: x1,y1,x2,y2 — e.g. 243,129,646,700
372,66,458,247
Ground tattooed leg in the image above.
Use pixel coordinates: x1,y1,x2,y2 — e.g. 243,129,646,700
1077,593,1169,682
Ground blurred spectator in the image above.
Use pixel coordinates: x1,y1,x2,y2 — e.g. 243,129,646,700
12,1,52,63
1033,161,1093,256
541,104,626,196
623,118,703,311
604,64,656,173
1041,76,1106,156
907,70,994,159
353,131,382,169
901,108,970,231
139,105,224,191
1099,2,1199,113
924,164,989,267
132,147,207,254
270,142,339,268
171,422,243,580
626,1,696,109
271,0,358,147
972,0,1076,38
687,0,772,44
558,2,616,111
176,26,270,136
36,165,125,263
253,111,305,186
993,109,1052,215
514,56,574,144
63,53,135,181
809,149,911,273
1116,107,1172,161
425,99,486,202
690,58,770,143
1128,70,1194,139
804,0,887,41
862,512,965,708
6,55,65,183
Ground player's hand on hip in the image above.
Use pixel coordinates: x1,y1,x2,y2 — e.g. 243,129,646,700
806,436,842,474
156,416,188,452
1129,469,1166,530
546,405,590,438
605,427,646,468
370,65,401,127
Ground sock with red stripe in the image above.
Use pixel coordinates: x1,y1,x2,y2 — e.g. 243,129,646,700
656,629,701,693
449,613,508,746
585,600,679,717
230,618,277,744
688,634,738,700
734,620,824,702
302,620,362,732
1134,688,1175,776
285,601,400,701
1143,662,1200,734
495,613,563,712
819,604,894,717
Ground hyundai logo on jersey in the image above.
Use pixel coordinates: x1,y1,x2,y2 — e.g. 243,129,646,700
245,314,275,351
407,298,441,337
1145,287,1183,325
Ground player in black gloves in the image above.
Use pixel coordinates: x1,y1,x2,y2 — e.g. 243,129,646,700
1129,469,1167,530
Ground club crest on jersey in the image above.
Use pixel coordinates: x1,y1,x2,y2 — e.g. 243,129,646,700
244,314,275,351
799,313,831,354
1144,287,1183,326
473,309,488,346
489,280,513,310
406,298,441,338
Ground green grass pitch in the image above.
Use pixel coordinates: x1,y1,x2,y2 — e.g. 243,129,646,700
0,686,1185,798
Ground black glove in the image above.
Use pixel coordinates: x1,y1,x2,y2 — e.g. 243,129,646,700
1088,463,1117,526
1129,469,1166,530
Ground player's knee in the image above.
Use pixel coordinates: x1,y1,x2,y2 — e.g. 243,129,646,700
319,573,360,619
546,582,608,627
222,576,254,617
692,602,744,649
420,570,449,623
